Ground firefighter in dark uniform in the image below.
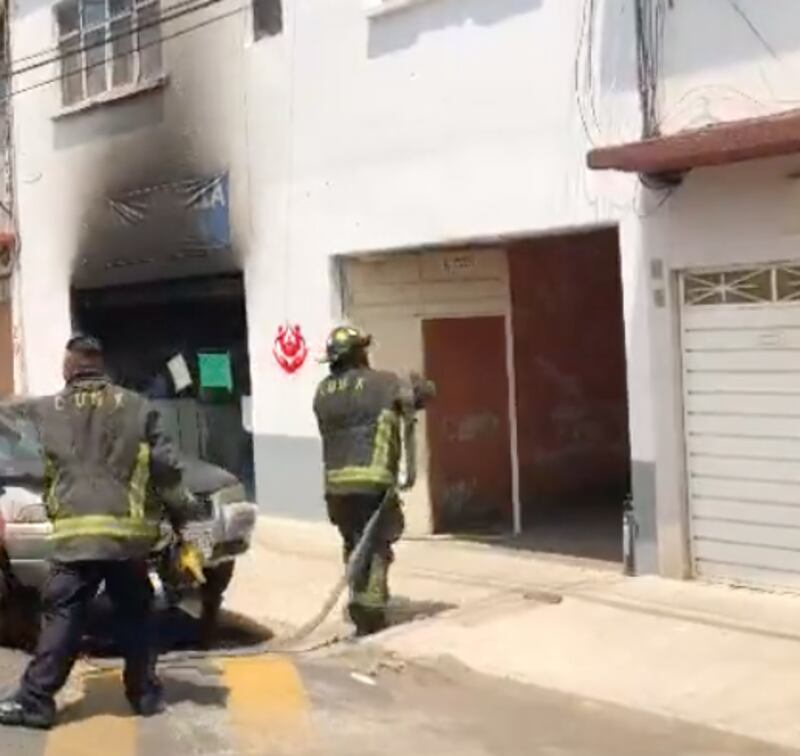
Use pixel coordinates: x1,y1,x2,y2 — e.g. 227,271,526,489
0,334,195,729
313,325,426,636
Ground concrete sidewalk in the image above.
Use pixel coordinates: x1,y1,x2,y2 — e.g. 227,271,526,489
227,516,800,750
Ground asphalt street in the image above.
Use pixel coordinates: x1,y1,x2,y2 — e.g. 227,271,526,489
0,611,793,756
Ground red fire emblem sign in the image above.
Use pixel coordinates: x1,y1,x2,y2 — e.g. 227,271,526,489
273,324,308,374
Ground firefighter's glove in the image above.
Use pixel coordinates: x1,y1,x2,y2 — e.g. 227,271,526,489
410,373,436,409
400,372,435,411
177,541,207,586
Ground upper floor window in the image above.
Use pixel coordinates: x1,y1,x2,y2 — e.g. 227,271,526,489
56,0,163,107
253,0,282,41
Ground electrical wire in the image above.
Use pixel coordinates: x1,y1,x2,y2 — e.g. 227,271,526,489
575,0,634,146
584,0,602,138
634,0,666,138
578,0,667,143
654,4,792,132
573,0,597,146
726,0,780,62
634,182,676,219
5,0,224,81
573,0,675,220
2,3,247,103
6,0,214,68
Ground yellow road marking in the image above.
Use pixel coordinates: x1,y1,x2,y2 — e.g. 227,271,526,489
44,669,137,756
219,654,310,752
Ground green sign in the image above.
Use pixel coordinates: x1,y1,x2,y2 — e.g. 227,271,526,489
198,352,233,391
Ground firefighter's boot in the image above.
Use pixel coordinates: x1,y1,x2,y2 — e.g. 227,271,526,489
348,553,389,636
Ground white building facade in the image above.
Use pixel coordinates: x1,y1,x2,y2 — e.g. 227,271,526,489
593,0,800,584
243,0,651,564
7,0,667,572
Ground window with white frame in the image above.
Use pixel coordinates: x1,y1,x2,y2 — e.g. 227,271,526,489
56,0,163,107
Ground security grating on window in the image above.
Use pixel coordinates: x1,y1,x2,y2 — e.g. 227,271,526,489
683,269,773,306
682,265,800,306
776,266,800,302
252,0,282,40
55,0,163,107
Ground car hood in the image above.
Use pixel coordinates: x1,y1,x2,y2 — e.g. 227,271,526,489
179,455,240,494
0,454,239,496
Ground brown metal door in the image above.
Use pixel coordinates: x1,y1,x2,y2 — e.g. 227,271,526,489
423,316,512,532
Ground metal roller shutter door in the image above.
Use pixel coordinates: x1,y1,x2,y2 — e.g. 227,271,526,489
682,265,800,588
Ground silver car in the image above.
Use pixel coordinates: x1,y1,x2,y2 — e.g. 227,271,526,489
0,413,257,647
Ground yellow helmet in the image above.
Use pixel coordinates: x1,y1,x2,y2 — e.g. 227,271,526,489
322,325,371,365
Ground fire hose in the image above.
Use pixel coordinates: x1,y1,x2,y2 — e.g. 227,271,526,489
90,374,433,667
99,484,397,670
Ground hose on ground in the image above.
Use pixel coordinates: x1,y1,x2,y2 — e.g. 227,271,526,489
86,488,395,669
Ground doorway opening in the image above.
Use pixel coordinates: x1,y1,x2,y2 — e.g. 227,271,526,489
71,273,254,497
340,235,630,564
507,227,630,564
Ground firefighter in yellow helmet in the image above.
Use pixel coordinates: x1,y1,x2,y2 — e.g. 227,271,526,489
312,326,410,635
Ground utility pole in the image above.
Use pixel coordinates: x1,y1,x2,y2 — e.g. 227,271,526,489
0,4,24,396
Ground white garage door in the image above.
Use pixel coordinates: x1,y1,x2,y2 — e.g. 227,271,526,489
682,265,800,588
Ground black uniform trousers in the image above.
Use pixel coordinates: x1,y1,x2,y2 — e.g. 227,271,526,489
326,490,404,615
17,560,160,714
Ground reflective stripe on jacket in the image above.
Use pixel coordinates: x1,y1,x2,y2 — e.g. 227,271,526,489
26,375,188,562
47,442,158,547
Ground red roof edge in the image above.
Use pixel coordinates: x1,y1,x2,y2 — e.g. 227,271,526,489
587,108,800,175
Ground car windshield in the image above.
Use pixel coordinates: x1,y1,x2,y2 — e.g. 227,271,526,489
0,415,42,464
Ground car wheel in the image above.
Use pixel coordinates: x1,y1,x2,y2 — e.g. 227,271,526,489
199,561,235,646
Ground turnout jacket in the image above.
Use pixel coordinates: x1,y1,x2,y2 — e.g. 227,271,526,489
313,367,402,496
4,373,192,562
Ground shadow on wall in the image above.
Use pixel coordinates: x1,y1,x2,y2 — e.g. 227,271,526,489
367,0,542,57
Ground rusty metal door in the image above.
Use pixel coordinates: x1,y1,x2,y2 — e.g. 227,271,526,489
423,316,513,532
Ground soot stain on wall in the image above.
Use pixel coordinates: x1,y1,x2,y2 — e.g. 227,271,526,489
56,92,239,290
